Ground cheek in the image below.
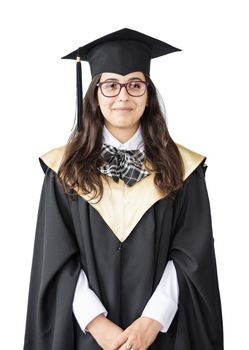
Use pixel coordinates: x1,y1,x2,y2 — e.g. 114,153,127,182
98,98,115,116
98,95,107,109
102,101,113,111
98,93,104,106
98,91,112,108
138,97,147,110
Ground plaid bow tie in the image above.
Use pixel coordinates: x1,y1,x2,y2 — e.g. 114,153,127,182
97,143,151,186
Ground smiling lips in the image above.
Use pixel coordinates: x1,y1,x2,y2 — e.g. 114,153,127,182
113,108,133,112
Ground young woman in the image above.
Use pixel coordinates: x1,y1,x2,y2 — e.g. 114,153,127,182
23,28,224,350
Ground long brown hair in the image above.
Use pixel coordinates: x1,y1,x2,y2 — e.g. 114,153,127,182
57,72,184,203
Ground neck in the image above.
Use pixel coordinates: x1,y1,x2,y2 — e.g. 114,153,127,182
104,123,140,143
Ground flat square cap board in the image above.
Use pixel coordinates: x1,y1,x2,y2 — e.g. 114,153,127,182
61,28,181,131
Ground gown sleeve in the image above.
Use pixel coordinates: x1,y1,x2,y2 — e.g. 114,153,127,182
23,162,82,350
168,163,224,350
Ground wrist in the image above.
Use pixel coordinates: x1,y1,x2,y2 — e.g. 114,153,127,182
86,314,107,334
141,316,162,332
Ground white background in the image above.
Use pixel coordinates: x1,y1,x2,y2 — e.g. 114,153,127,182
0,0,248,349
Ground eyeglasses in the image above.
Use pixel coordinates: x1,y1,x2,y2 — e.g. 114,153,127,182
96,80,149,97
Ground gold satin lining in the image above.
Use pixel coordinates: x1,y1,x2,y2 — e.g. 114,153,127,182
39,143,206,242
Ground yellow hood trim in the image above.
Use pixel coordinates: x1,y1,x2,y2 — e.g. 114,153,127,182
39,143,206,242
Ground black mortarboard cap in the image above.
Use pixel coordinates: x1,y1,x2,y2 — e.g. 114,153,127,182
61,28,181,132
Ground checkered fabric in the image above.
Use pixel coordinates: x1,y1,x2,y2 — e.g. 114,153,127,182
97,143,151,186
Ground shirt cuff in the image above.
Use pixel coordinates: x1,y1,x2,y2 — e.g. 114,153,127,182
141,260,179,333
72,269,108,334
141,290,178,332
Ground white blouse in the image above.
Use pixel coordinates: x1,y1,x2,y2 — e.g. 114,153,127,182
72,125,179,334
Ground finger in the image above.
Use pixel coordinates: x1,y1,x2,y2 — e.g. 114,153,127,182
118,341,134,350
111,330,129,349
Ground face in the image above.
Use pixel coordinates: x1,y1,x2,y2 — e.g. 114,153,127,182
97,71,148,131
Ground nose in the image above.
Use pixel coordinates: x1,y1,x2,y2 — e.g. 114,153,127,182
118,84,129,100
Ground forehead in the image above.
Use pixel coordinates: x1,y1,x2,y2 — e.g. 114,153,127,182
100,71,145,81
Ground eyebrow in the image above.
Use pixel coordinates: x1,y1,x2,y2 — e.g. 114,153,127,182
103,77,143,82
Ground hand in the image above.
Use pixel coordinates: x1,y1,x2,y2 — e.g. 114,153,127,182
111,316,161,350
86,314,124,350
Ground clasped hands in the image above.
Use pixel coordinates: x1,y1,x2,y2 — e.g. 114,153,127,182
87,314,161,350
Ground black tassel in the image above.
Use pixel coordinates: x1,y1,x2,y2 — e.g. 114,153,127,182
76,56,83,132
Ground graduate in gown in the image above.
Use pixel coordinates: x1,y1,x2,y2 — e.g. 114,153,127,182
23,28,224,350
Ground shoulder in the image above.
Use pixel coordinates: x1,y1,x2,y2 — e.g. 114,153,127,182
39,144,66,174
175,143,207,181
38,143,208,181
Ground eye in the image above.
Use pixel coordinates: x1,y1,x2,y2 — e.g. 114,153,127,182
129,81,143,89
104,82,119,89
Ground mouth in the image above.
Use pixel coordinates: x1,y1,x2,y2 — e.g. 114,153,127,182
113,108,133,112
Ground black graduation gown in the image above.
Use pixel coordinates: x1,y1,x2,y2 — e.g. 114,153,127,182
23,143,224,350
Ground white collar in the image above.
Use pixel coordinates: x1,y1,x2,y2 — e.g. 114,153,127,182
102,124,144,151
